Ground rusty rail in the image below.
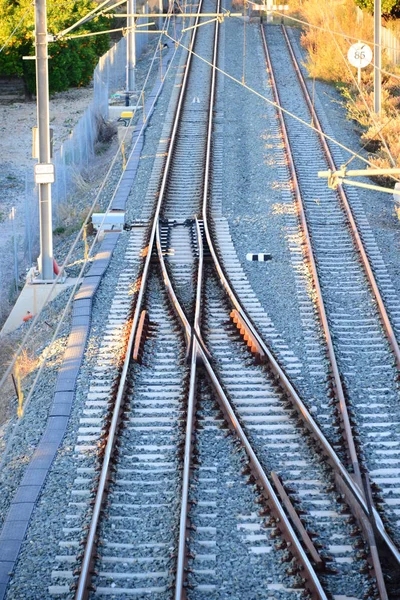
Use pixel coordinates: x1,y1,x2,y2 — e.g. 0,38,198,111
73,6,202,598
172,218,207,599
158,230,329,597
200,345,329,599
156,3,220,594
154,2,329,593
260,23,362,485
132,309,149,363
158,217,329,600
260,24,390,598
271,472,324,568
156,2,330,594
281,25,400,372
197,21,400,577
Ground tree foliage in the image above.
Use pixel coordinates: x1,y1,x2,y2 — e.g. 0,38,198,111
354,0,400,18
0,0,110,94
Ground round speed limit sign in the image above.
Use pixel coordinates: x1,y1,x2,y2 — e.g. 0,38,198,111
347,43,373,69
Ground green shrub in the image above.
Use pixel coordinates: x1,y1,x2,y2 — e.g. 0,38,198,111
354,0,400,18
291,0,400,172
0,0,110,94
53,226,66,235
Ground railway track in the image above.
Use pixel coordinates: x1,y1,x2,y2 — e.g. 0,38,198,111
89,276,188,597
262,21,400,570
46,10,400,600
155,7,400,600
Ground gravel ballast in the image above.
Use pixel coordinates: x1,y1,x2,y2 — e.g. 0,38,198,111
1,26,190,599
2,9,400,600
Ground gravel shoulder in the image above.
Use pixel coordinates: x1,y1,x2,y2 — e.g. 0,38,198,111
218,18,400,391
290,26,400,303
1,31,188,600
2,15,400,600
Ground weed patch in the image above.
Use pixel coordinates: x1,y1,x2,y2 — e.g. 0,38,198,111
289,0,400,176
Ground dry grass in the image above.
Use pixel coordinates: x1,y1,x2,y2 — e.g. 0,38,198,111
0,339,38,423
0,338,19,425
0,295,71,429
291,0,400,174
343,81,400,171
296,0,373,83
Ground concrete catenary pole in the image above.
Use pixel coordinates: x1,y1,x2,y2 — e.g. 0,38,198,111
34,0,54,280
374,0,381,114
126,0,136,105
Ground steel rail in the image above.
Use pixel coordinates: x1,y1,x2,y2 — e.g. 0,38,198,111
154,3,329,594
199,346,328,600
260,23,361,486
172,218,205,600
73,6,202,599
174,333,198,599
280,25,400,371
155,3,219,592
156,113,329,600
260,24,389,599
158,222,329,598
198,24,400,574
154,4,328,593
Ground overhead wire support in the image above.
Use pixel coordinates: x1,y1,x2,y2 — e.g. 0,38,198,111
55,9,241,42
182,17,219,33
34,0,55,280
63,22,154,41
60,13,241,41
374,0,382,114
110,11,240,17
126,0,136,105
54,0,126,40
319,167,400,197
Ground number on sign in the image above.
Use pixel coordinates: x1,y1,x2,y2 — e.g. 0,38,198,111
347,43,372,69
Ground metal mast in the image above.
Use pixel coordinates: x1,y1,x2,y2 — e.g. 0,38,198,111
374,0,381,113
126,0,136,105
34,0,54,280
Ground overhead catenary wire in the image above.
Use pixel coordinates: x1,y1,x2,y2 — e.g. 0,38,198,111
0,3,33,54
269,7,400,83
270,8,399,56
323,2,397,169
64,22,155,41
343,115,397,171
54,0,126,39
3,12,394,391
0,10,182,468
3,5,398,466
62,13,242,40
269,2,400,180
317,4,398,178
164,30,388,172
182,17,218,33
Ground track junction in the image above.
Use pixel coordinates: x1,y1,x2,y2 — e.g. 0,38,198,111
1,2,400,600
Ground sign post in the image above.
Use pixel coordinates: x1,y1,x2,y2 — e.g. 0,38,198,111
374,0,381,114
347,42,373,88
